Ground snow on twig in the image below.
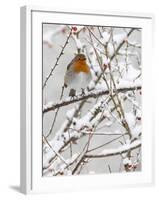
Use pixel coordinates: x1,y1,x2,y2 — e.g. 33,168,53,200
44,153,79,176
43,25,142,175
43,83,141,113
43,97,109,168
85,139,141,158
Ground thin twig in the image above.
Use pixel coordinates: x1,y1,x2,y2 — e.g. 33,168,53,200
85,140,141,158
87,134,126,153
108,164,112,173
43,31,72,89
110,29,135,61
45,85,65,138
43,135,68,166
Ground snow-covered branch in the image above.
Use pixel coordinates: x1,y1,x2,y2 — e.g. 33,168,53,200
85,139,141,158
42,24,142,175
43,84,141,113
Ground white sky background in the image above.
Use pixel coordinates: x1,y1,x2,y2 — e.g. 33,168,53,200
42,24,141,176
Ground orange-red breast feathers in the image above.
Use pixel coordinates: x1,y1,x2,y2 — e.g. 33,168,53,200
72,54,90,73
64,54,92,89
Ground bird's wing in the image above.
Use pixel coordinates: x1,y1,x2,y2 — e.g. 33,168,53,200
66,57,75,70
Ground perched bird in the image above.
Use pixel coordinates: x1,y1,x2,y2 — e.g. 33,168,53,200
64,54,92,97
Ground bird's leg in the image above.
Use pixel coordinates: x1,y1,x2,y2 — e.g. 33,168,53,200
69,88,76,99
81,88,85,96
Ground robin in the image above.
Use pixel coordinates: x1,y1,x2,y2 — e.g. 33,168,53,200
64,54,92,97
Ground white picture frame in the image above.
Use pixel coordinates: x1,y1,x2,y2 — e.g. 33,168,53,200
20,6,154,194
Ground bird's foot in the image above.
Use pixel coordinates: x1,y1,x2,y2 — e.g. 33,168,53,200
81,88,86,96
69,88,76,99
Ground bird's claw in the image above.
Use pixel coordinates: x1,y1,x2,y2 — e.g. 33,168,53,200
81,88,86,96
69,89,76,99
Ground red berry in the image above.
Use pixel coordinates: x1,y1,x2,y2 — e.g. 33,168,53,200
128,164,132,169
72,26,78,32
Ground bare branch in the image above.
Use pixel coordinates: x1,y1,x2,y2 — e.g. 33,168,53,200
110,28,135,61
43,30,72,89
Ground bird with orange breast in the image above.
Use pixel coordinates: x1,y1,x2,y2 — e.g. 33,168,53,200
64,54,92,97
